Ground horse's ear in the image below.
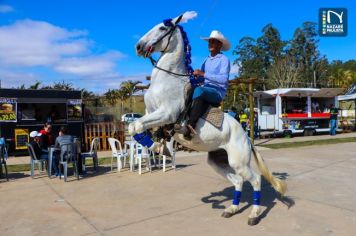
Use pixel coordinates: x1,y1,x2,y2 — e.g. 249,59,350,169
174,14,183,25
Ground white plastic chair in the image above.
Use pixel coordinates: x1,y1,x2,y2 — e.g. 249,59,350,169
108,138,128,172
158,140,176,172
134,143,152,175
81,137,100,172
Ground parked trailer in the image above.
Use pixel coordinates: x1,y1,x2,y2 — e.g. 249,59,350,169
0,88,84,155
254,88,344,136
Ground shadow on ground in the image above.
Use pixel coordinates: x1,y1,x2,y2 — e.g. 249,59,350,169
201,173,295,224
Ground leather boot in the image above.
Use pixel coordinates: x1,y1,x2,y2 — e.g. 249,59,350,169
183,96,209,140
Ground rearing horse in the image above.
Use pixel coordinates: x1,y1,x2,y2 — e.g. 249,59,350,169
130,11,286,225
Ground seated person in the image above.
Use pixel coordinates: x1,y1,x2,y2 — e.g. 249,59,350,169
54,126,83,175
29,131,48,160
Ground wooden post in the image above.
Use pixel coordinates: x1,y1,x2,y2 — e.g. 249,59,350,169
228,78,258,144
249,82,254,143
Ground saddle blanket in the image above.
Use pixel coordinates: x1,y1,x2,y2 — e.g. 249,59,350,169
202,106,224,129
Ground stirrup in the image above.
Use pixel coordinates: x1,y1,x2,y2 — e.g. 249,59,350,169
187,124,197,135
174,123,188,134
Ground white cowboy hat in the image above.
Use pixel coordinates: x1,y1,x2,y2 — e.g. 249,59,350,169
201,30,231,51
30,131,42,138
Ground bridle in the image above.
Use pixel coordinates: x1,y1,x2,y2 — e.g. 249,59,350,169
147,17,193,78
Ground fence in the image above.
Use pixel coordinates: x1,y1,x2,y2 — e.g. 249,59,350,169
84,122,126,151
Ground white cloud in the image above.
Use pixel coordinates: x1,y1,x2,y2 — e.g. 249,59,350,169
0,4,13,13
54,51,125,76
0,19,89,67
0,69,39,88
0,19,130,93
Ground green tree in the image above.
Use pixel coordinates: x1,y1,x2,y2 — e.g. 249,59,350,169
104,89,119,106
120,80,141,111
267,55,301,88
28,81,42,90
42,81,75,90
287,22,326,87
257,24,286,67
81,88,96,100
233,37,265,83
328,69,355,89
116,87,130,115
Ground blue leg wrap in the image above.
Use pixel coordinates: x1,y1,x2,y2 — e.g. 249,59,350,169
232,190,241,205
133,132,154,148
253,191,261,205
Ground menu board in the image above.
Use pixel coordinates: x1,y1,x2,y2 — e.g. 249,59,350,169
15,128,29,150
0,97,17,122
67,99,82,122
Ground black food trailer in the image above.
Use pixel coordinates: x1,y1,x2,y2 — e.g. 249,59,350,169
0,88,84,155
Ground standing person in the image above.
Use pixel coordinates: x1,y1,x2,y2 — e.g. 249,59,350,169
39,122,55,149
239,110,248,131
179,30,231,140
329,104,339,136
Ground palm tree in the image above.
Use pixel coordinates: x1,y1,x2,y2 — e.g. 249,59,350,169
104,89,119,107
116,87,130,115
81,88,96,100
29,81,42,90
120,80,141,112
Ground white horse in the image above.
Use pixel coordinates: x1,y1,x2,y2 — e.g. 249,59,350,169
130,11,286,225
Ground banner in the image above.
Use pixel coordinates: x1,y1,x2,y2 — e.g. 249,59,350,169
0,97,17,122
67,99,82,122
15,129,29,150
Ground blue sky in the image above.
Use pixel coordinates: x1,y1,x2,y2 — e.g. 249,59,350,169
0,0,355,94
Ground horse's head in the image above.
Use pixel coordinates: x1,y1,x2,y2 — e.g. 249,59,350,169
136,11,197,58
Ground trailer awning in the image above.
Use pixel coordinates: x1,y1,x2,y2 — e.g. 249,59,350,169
311,88,344,97
253,91,274,98
254,88,344,98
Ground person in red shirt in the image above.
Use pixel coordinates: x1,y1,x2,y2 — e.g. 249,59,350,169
39,122,55,149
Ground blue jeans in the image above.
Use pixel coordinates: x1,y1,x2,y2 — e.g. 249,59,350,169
330,119,337,135
192,86,222,104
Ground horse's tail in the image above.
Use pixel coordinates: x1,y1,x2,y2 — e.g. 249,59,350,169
251,144,287,196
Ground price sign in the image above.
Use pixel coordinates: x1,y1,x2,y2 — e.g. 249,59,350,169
0,98,17,122
67,99,82,122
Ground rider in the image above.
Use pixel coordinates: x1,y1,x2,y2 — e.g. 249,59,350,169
182,30,231,139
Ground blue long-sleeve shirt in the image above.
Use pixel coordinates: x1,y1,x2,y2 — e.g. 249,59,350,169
202,53,230,99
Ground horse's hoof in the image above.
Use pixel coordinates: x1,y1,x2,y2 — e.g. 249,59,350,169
221,211,233,218
248,217,260,226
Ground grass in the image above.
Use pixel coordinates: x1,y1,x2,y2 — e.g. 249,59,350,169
259,137,356,149
5,155,166,173
5,157,112,173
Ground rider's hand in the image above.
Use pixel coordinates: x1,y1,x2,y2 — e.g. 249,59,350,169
193,69,204,78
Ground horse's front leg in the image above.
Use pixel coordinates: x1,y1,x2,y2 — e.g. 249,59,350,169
128,107,175,135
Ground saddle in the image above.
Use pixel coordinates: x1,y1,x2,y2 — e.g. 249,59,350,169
181,83,224,129
155,83,224,143
201,106,224,129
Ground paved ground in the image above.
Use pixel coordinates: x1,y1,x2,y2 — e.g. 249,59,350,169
1,136,356,235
